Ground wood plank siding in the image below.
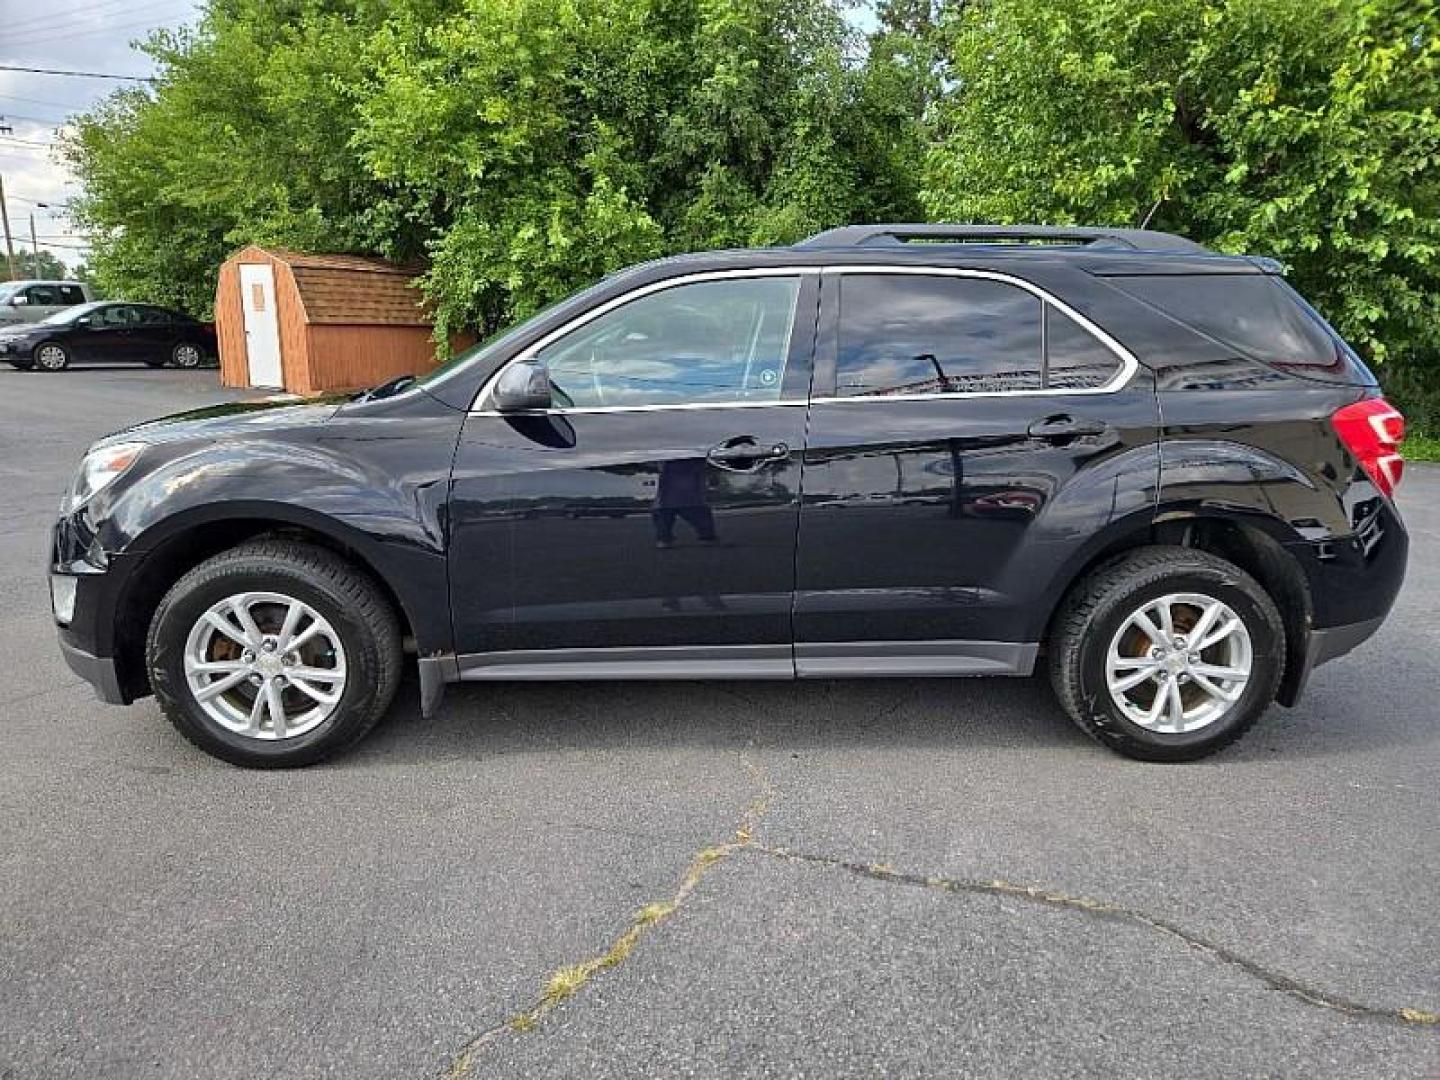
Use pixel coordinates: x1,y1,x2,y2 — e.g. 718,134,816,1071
217,246,455,395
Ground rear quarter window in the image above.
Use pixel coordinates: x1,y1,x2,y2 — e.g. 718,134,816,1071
1108,273,1376,385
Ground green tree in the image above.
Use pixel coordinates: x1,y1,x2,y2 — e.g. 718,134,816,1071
922,0,1440,424
63,0,399,318
63,0,928,338
356,0,921,339
18,249,69,279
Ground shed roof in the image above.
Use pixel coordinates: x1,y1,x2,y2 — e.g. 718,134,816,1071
230,246,433,327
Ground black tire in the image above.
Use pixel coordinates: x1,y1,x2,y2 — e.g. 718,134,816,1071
171,341,204,368
146,539,402,767
1048,546,1285,762
33,341,69,371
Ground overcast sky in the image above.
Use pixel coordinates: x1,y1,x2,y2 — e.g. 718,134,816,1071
0,0,203,273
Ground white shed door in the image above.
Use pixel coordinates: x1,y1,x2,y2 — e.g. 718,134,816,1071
239,263,283,389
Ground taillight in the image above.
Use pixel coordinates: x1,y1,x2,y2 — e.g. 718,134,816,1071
1331,398,1405,498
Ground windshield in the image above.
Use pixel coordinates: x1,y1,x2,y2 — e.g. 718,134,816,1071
41,301,106,325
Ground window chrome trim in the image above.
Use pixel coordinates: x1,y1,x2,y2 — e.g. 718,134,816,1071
469,267,817,414
812,264,1137,403
467,262,1139,414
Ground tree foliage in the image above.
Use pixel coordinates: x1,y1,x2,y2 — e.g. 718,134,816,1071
922,0,1440,383
62,0,1440,429
63,0,927,338
11,249,69,280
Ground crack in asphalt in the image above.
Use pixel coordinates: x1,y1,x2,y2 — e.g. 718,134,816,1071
746,843,1440,1030
439,738,1436,1077
442,747,774,1078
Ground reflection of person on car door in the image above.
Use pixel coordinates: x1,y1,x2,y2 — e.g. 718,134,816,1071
652,459,717,548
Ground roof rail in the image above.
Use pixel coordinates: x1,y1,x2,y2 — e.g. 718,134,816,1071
794,223,1208,254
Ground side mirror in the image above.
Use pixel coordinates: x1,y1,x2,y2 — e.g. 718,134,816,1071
492,361,553,412
11,295,28,306
74,315,93,328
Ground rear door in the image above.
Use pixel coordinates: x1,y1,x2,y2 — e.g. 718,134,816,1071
133,306,177,362
794,266,1160,675
448,269,818,673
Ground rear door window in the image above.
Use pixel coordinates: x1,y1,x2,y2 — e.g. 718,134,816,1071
836,275,1043,396
835,274,1125,396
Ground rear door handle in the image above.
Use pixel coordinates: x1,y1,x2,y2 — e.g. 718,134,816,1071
1027,414,1108,440
706,437,790,471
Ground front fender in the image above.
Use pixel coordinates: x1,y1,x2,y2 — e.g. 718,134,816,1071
86,409,462,654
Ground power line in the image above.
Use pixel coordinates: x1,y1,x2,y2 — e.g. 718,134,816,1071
0,65,155,83
5,10,186,51
0,91,82,111
3,0,176,35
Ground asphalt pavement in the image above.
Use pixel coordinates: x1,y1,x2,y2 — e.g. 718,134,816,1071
1,365,1436,1078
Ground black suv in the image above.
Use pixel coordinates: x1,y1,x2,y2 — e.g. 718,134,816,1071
51,225,1408,767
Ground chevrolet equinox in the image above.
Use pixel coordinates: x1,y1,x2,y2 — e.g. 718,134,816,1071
51,225,1409,766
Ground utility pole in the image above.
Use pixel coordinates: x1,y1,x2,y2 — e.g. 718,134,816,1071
0,173,16,281
29,211,40,278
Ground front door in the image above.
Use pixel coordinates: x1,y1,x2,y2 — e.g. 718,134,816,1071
794,268,1160,674
78,304,141,361
239,263,283,388
448,271,818,675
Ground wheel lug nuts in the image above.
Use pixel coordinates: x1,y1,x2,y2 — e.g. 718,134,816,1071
1150,647,1165,659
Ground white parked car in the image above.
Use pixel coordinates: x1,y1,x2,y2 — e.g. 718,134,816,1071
0,280,95,327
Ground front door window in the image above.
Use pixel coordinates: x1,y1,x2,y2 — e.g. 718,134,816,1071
533,276,801,409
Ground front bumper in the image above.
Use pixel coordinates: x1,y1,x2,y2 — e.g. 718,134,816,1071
0,338,37,359
59,637,129,705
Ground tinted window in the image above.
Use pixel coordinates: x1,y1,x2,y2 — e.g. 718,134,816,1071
98,305,139,327
57,285,85,305
24,285,59,306
137,307,172,325
1045,305,1121,389
535,276,801,408
836,275,1042,396
1110,273,1375,384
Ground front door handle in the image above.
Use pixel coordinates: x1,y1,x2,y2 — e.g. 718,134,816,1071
1027,414,1108,440
706,437,790,471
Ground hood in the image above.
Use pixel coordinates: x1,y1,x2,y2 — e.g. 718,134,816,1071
98,396,347,448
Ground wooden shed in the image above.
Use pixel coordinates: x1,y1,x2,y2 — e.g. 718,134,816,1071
215,246,453,394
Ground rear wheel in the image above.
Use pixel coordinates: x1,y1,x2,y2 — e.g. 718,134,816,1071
1048,546,1285,761
146,540,402,767
171,342,203,368
34,342,69,371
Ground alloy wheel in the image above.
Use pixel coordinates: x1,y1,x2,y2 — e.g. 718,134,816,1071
35,344,67,371
182,591,347,740
1104,592,1253,734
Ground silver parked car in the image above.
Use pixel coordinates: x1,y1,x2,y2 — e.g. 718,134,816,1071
0,280,95,328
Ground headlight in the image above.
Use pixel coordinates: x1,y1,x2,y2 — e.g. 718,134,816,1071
64,441,145,512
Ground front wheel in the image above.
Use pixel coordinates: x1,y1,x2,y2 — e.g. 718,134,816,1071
146,540,402,767
33,342,70,371
1048,546,1285,762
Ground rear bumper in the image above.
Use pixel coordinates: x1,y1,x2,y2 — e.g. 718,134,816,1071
1308,614,1386,670
59,637,129,705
